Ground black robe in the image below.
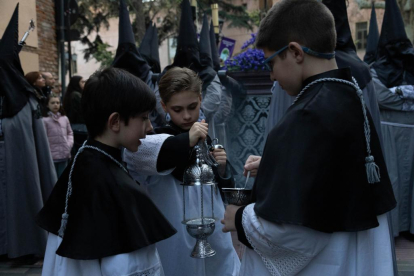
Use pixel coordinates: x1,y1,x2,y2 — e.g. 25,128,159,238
36,139,176,260
237,68,396,237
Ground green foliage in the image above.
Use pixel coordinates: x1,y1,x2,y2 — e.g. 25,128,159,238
93,41,114,68
73,0,256,62
248,9,262,27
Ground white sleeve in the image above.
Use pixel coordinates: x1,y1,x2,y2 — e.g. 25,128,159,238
124,134,173,176
242,204,331,276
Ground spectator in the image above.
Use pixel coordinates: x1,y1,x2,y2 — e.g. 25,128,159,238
41,72,55,96
62,76,85,124
25,71,47,113
25,71,46,99
52,82,62,98
42,94,73,177
62,75,86,155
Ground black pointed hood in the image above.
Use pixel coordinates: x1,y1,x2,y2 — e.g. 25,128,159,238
139,23,161,73
0,4,32,119
112,0,150,80
150,23,161,73
172,0,201,70
199,15,213,68
139,24,152,57
161,0,215,91
363,3,379,64
378,0,409,50
322,0,355,51
141,23,161,74
373,0,414,87
323,0,371,89
209,20,221,71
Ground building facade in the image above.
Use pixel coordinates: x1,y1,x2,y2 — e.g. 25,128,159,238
0,0,58,78
67,0,411,80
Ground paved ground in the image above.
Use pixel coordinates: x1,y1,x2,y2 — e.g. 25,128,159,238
396,234,414,276
1,235,413,275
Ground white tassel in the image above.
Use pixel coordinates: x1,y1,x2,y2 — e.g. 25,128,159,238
365,156,381,184
58,213,69,238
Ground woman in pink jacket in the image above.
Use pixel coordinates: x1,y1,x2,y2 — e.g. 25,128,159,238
43,94,74,177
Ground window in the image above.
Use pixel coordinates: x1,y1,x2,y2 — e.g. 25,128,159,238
157,17,161,23
356,22,368,50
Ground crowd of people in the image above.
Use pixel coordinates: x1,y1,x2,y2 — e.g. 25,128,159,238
22,72,86,177
0,0,413,275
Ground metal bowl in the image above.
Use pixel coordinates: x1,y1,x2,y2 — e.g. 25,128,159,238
222,188,252,206
185,217,216,236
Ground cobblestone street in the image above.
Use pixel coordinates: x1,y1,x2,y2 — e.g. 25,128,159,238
1,235,413,276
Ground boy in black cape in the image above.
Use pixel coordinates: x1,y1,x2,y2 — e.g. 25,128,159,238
36,68,176,275
221,0,396,275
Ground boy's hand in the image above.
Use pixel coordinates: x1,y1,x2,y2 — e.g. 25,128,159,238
189,119,208,147
243,155,262,177
212,148,227,176
221,205,241,232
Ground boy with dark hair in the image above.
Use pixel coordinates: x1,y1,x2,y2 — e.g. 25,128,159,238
37,67,176,276
221,0,396,275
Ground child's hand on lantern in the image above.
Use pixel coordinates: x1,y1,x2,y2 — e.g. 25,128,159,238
221,205,241,232
189,119,208,147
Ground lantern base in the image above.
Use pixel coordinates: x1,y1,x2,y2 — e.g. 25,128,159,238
191,238,216,258
185,218,216,259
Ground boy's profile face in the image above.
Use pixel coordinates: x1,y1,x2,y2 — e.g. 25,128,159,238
263,46,303,96
162,90,201,130
119,111,153,152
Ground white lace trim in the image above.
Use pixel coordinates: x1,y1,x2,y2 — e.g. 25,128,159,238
125,263,162,276
242,205,312,276
124,134,173,176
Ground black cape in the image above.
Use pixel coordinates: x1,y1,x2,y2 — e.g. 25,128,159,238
251,68,396,233
36,139,176,260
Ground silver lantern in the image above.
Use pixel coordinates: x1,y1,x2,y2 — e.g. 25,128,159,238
182,140,218,258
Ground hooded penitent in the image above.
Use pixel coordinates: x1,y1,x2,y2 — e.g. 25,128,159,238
164,0,215,90
112,0,150,80
139,23,161,73
373,0,414,87
321,2,398,274
0,4,57,258
0,4,32,119
209,20,221,71
364,3,379,64
171,0,201,70
322,0,371,90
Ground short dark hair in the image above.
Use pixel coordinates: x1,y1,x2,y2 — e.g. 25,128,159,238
158,67,202,104
256,0,336,54
81,67,156,138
